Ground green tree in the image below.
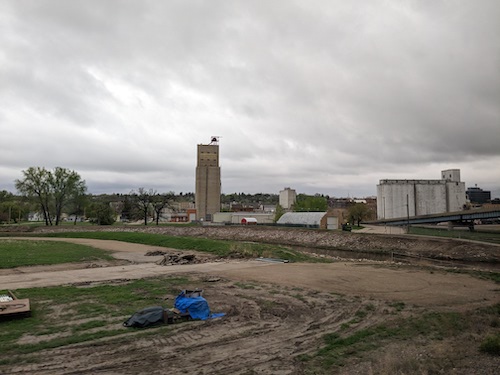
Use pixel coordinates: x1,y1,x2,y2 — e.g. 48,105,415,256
348,203,370,226
87,201,116,225
50,167,87,225
293,194,327,212
67,193,90,224
274,204,285,222
15,167,86,225
15,167,54,225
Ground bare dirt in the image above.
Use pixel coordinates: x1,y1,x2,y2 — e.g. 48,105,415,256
1,236,500,374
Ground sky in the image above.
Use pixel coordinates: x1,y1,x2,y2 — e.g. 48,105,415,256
1,1,499,198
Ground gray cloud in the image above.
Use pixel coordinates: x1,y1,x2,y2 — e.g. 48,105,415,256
1,0,499,197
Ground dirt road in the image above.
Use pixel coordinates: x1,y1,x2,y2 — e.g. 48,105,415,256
2,237,497,309
1,237,499,374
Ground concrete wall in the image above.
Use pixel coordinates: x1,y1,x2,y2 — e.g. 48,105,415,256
377,180,449,219
446,181,466,211
377,177,466,219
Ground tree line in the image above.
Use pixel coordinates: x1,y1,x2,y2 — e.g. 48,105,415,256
8,167,178,226
2,166,374,226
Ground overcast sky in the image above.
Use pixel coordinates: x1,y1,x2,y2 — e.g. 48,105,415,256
1,1,499,198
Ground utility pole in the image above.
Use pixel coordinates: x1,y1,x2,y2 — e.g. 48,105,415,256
406,194,410,234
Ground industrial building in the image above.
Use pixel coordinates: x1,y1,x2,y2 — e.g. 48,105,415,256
279,187,296,210
195,137,221,221
377,169,466,220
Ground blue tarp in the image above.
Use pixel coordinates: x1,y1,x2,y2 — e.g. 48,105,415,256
174,292,225,320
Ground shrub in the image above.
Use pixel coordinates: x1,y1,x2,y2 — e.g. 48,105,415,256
480,334,500,355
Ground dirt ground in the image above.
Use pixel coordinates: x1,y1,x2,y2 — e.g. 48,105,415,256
1,237,500,374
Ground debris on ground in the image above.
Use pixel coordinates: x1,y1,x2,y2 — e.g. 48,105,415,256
155,253,199,266
256,257,290,263
0,290,31,320
123,289,225,328
145,250,166,256
201,275,223,282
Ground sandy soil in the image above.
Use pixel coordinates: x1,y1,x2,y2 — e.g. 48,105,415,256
1,237,499,374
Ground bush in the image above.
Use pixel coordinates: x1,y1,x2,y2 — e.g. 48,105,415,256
480,334,500,355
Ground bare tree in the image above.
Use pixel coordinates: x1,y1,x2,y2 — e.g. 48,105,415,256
151,192,175,225
131,188,156,225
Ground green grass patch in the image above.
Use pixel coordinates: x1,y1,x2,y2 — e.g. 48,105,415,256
408,226,500,245
0,276,189,358
388,301,406,312
446,269,500,284
480,333,500,355
27,231,328,263
0,240,114,268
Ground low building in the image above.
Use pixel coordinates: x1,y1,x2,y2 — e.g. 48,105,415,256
241,217,258,225
277,212,337,229
212,212,275,224
466,185,491,204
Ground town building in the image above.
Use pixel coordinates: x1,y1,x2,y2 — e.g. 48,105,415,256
195,137,221,221
466,185,491,205
377,169,466,220
279,187,296,210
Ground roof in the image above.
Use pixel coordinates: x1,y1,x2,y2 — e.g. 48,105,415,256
277,212,327,226
241,217,258,223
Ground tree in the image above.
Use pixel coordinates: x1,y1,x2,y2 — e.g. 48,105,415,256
151,192,175,225
274,204,285,222
87,201,116,225
15,167,87,225
348,203,370,226
50,167,87,225
131,188,156,225
16,167,54,225
67,193,89,225
293,194,328,212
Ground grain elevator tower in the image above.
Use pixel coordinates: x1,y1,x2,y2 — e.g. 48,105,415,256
195,137,221,221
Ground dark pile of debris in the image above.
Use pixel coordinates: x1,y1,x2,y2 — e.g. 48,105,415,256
155,253,198,266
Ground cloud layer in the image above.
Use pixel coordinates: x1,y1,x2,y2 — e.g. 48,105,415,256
1,1,499,197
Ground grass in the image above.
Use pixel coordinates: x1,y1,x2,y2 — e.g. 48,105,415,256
0,239,114,268
22,231,329,263
408,226,500,245
302,310,476,371
480,334,500,355
0,276,189,359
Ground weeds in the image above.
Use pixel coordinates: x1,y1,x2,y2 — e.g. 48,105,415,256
480,333,500,355
303,311,470,371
